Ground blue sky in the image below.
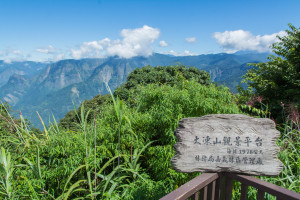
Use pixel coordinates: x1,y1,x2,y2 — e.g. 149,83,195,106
0,0,299,62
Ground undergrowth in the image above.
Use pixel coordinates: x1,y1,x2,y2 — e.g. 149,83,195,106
0,74,299,199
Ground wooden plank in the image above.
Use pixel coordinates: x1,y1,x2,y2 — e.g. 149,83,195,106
240,183,248,200
160,173,219,200
172,114,283,176
226,173,300,200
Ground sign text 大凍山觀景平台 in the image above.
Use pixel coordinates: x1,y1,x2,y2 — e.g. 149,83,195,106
171,114,283,176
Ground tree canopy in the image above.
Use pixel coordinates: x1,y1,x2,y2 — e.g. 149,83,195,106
243,24,300,114
114,64,210,101
59,65,210,129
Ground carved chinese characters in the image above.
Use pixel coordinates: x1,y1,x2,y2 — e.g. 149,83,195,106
171,114,283,176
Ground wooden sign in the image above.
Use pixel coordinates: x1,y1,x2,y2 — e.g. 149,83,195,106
171,114,283,176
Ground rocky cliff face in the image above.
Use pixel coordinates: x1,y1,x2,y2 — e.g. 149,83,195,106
32,59,105,90
209,68,223,82
0,61,47,87
0,74,31,105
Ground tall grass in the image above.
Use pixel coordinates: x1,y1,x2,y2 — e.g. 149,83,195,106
1,86,155,199
232,103,300,199
0,147,15,199
264,119,300,193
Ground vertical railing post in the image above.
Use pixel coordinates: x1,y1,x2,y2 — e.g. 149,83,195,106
225,173,233,200
207,181,215,200
257,190,264,200
214,173,223,200
220,173,228,200
199,186,208,200
240,183,248,200
191,191,199,200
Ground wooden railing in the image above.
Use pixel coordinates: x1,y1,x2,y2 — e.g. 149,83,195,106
160,172,300,200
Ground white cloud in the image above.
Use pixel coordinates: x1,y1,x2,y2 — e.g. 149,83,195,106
0,48,25,63
213,30,287,53
53,53,65,62
3,57,25,63
36,45,57,54
12,50,22,55
31,45,66,62
183,50,198,56
185,37,196,43
4,58,12,63
0,48,22,57
161,50,198,56
0,46,64,62
71,38,109,59
159,40,168,47
71,25,160,59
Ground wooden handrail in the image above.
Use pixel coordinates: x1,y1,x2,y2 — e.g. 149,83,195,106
160,173,300,200
225,173,300,200
160,173,219,200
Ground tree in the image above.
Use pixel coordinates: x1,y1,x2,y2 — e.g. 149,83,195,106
114,64,210,102
243,24,300,116
58,94,111,130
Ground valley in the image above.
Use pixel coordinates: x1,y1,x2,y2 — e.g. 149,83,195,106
0,52,268,128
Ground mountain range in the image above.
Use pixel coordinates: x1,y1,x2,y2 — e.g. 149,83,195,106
0,52,268,128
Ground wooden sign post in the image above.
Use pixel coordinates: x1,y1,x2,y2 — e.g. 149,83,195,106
172,114,283,176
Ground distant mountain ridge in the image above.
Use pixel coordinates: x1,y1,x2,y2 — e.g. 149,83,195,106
0,52,268,128
0,61,47,87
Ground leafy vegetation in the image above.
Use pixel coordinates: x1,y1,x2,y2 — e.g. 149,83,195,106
242,24,300,121
235,24,300,199
0,64,241,199
59,64,210,130
0,36,299,200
